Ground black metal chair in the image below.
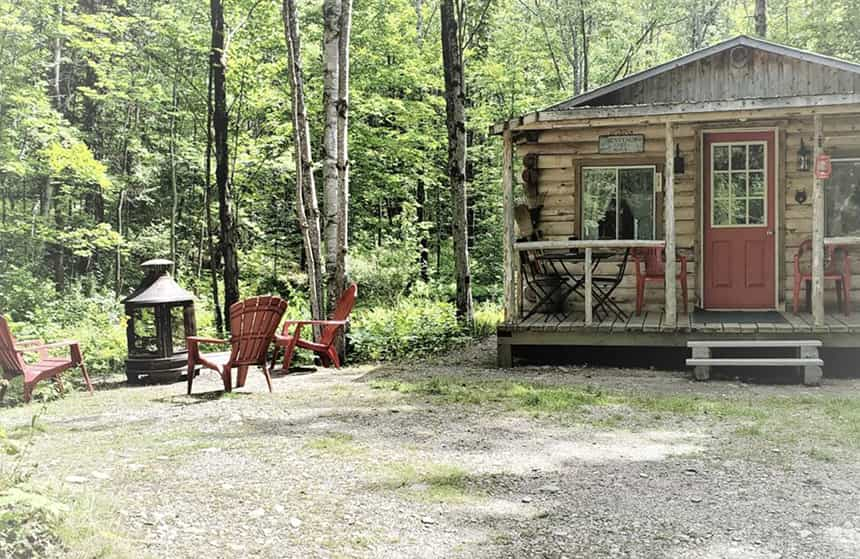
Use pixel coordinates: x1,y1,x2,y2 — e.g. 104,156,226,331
520,249,565,321
591,248,631,322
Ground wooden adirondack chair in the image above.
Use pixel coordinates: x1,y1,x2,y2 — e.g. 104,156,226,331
186,295,287,395
271,284,357,373
0,315,93,403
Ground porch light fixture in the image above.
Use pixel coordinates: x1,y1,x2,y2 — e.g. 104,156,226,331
673,144,685,174
798,139,812,171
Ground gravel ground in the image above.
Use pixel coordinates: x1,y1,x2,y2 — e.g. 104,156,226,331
2,337,860,558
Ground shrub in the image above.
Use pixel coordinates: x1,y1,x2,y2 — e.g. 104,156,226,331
349,298,467,361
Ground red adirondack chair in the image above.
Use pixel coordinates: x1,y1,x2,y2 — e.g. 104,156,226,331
632,247,689,316
793,240,851,315
186,295,287,395
0,315,93,403
271,283,357,373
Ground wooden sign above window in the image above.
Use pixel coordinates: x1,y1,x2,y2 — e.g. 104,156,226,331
599,134,645,154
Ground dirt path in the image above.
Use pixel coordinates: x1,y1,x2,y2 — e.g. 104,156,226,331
2,338,860,558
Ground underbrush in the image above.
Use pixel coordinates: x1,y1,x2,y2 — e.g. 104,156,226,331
349,299,502,362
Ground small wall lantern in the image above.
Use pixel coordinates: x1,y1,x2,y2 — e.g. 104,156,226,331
798,139,811,171
673,144,685,174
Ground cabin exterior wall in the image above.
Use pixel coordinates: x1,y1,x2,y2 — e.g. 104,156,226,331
516,113,860,314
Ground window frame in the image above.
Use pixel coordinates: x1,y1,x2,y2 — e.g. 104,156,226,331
826,158,860,238
580,164,658,241
709,140,768,229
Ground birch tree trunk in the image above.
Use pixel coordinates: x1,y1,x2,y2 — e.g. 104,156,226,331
169,73,179,276
282,0,325,324
322,0,342,313
440,0,473,325
211,0,241,326
333,0,352,357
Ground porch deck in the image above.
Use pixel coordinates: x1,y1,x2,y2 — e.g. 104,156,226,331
498,311,860,352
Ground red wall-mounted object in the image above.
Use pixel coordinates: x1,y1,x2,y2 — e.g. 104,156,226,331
815,154,832,180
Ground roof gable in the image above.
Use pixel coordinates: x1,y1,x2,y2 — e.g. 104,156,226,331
548,36,860,110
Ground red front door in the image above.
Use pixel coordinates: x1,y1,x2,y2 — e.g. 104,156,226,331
703,131,776,309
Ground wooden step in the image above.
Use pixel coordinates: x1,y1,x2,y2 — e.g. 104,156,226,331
688,340,822,348
686,358,824,367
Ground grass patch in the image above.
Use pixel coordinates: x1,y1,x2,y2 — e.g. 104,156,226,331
379,462,477,503
370,375,860,459
304,432,363,456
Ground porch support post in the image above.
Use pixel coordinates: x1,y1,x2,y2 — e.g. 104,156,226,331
502,127,516,322
812,115,825,326
663,122,677,328
585,247,593,325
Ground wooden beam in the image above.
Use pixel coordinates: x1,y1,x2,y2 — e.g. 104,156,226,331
584,248,593,326
502,128,516,322
664,122,677,328
515,239,665,251
490,99,860,135
812,115,825,326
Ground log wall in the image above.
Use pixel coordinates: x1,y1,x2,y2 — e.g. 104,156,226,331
515,113,860,314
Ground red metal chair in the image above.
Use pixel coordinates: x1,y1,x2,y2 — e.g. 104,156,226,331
632,247,689,316
186,295,287,395
0,315,93,403
793,240,850,315
271,284,357,372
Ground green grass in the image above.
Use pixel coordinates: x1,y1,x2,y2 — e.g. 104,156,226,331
304,432,363,456
370,375,860,458
378,462,477,503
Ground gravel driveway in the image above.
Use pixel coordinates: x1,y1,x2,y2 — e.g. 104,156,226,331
2,337,860,558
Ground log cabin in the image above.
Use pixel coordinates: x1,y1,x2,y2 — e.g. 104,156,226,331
493,36,860,378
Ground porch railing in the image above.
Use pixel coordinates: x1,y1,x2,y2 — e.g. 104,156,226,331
514,239,666,326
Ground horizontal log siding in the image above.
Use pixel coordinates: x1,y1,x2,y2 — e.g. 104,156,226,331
515,114,860,316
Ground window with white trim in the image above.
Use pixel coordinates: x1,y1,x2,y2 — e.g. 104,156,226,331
711,142,766,227
581,166,656,240
826,159,860,237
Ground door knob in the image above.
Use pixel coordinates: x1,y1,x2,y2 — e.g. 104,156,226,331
766,230,774,236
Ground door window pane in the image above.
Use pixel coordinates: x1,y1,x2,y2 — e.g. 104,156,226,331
826,160,860,236
582,167,655,240
711,142,767,227
749,198,764,224
714,146,729,170
731,145,747,169
749,145,764,170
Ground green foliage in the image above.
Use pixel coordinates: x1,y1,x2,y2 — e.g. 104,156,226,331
349,298,501,362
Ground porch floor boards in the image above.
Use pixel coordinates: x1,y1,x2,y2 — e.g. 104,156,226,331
503,311,860,335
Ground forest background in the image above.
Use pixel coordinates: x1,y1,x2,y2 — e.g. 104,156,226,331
1,0,857,376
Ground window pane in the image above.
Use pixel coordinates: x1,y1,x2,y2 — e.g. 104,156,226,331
582,168,617,240
714,173,730,197
731,145,747,170
618,168,654,240
171,306,187,353
749,198,764,224
713,199,731,225
749,172,764,195
714,146,729,170
749,144,764,170
732,172,747,198
733,199,747,225
826,161,860,236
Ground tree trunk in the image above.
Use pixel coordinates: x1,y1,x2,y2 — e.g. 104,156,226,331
169,73,179,276
440,0,473,325
333,0,352,358
211,0,241,326
282,0,325,326
205,64,224,336
755,0,767,37
322,0,342,314
579,0,588,92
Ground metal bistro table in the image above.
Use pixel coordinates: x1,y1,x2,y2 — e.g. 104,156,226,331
529,250,616,321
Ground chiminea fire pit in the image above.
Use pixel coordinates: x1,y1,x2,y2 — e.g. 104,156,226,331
122,259,196,383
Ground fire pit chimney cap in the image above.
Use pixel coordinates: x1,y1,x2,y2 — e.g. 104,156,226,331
122,259,195,305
